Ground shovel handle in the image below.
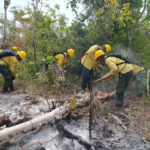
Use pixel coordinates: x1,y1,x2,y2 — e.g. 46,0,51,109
110,91,116,96
93,78,102,83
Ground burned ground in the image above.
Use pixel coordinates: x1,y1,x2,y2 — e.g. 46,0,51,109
0,88,150,150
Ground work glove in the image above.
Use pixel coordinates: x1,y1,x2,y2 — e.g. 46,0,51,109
59,76,63,81
12,76,15,80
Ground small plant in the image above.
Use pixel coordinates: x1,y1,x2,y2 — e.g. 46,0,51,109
46,65,55,85
69,95,76,113
73,76,79,82
0,75,4,90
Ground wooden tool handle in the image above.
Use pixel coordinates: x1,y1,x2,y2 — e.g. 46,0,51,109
110,91,116,96
93,78,102,83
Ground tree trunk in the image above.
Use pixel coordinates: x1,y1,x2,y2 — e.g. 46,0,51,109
33,4,37,64
32,0,40,64
3,7,7,47
147,69,150,96
2,0,11,48
0,93,90,143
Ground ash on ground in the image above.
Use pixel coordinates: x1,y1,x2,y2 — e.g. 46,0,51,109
1,118,148,150
0,93,149,150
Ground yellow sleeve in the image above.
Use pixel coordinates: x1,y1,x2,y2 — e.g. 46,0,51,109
57,55,64,72
104,58,118,78
63,57,67,69
87,45,98,61
10,64,17,77
9,58,18,77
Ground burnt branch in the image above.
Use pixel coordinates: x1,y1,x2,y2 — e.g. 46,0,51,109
54,115,94,150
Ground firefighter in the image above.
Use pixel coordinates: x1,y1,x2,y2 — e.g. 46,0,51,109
11,47,18,53
81,44,111,60
95,50,133,109
52,49,74,81
0,46,18,53
129,64,146,97
0,51,27,93
81,44,111,94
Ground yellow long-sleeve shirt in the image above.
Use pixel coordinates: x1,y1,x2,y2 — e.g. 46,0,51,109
0,56,19,77
129,64,144,76
54,53,67,71
81,45,101,70
104,56,133,78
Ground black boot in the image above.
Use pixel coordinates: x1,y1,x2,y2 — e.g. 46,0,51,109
10,85,15,92
137,93,142,97
2,88,9,94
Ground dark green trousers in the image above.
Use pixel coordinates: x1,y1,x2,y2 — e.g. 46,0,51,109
81,66,93,90
0,65,13,90
116,70,133,107
129,70,146,96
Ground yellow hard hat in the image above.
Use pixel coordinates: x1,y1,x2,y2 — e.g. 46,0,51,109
105,44,111,53
17,51,27,60
95,50,105,59
0,50,3,52
12,47,18,53
68,49,74,57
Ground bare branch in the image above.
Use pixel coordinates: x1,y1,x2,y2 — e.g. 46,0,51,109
138,0,147,23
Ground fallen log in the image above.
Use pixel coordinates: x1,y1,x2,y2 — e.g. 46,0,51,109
114,112,134,128
0,92,90,143
109,113,127,131
109,113,122,125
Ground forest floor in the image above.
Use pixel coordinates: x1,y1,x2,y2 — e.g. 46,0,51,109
0,84,150,150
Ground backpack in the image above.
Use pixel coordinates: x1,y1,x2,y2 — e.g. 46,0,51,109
53,51,65,57
105,53,142,67
0,49,17,58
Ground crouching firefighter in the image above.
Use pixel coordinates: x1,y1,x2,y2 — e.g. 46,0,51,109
81,44,111,94
0,50,27,93
94,51,133,109
128,63,146,97
52,49,74,83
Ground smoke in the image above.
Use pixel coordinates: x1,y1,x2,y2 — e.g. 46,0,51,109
113,45,141,62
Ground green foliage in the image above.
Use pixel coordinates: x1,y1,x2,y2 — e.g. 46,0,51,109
69,95,76,112
10,6,26,18
25,62,40,76
16,62,39,82
16,61,55,92
131,31,150,70
4,0,11,7
46,67,55,85
0,75,4,90
71,76,79,82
